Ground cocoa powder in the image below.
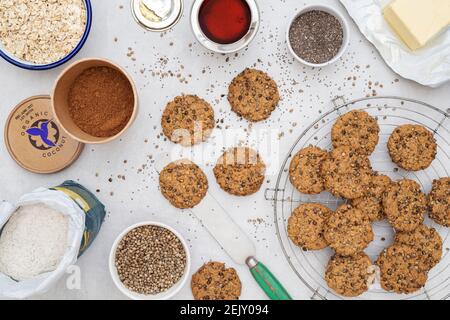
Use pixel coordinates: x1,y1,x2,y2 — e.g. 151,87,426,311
68,66,134,138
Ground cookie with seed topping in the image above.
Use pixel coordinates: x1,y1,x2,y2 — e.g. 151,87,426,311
394,224,442,270
428,177,450,227
324,204,374,256
213,147,266,196
387,124,437,171
376,244,428,294
191,262,241,300
228,68,279,122
287,203,332,250
162,95,215,146
320,146,373,199
331,110,380,155
352,174,392,221
159,160,208,209
325,252,374,297
289,146,328,194
383,179,427,232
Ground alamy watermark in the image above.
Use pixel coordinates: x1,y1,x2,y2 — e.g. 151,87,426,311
66,265,81,290
167,122,282,175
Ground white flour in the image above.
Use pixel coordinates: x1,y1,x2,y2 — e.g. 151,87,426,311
0,203,69,281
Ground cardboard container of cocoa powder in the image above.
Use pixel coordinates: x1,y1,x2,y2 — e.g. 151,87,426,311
52,58,138,144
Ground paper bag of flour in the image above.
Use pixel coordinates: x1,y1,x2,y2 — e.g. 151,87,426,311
0,181,105,299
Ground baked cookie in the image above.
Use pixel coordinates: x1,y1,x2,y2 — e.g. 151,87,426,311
324,204,374,256
161,95,215,146
383,179,427,232
325,252,374,297
376,244,428,294
320,146,373,199
428,177,450,227
387,124,437,171
289,146,328,194
287,203,332,250
351,174,392,221
227,68,279,122
213,147,266,196
191,262,241,300
394,224,442,270
159,160,208,209
331,110,380,155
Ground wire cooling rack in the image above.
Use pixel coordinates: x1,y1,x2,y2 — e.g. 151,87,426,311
266,96,450,300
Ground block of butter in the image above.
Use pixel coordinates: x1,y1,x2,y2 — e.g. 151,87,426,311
383,0,450,50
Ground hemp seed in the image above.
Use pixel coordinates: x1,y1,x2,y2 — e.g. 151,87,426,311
115,225,187,295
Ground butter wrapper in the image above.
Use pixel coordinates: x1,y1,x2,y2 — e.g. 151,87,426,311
340,0,450,87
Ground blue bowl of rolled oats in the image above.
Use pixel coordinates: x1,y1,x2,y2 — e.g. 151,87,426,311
0,0,92,71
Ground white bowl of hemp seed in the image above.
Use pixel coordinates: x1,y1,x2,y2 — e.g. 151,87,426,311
286,4,350,68
109,221,191,300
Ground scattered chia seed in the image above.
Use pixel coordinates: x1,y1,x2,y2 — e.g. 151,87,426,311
115,225,187,295
289,10,344,64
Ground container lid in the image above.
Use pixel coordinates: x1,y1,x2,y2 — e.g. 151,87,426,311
132,0,183,32
4,95,84,174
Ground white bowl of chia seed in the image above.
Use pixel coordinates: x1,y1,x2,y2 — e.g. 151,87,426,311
109,221,191,300
286,4,350,68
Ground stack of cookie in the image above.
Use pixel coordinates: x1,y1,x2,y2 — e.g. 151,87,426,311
287,109,449,297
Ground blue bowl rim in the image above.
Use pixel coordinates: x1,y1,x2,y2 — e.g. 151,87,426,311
0,0,92,71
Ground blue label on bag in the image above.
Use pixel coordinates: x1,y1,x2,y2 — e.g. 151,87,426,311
51,181,106,256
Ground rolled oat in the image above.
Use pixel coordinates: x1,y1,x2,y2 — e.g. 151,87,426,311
0,0,87,64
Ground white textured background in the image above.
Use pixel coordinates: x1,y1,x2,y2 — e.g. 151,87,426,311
0,0,449,300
